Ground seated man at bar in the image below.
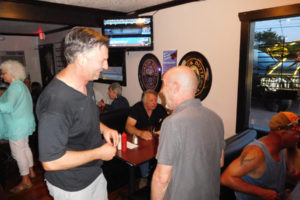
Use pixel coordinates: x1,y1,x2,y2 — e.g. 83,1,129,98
125,89,168,140
221,112,300,200
126,89,168,180
97,82,129,112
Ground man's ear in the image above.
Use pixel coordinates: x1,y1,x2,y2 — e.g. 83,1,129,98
173,81,180,94
76,53,86,67
276,129,288,137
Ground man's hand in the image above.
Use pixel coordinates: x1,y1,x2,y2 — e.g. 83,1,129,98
259,188,280,200
103,129,119,146
97,99,105,107
98,143,117,161
287,165,300,185
125,117,153,140
100,122,119,146
103,128,119,146
140,130,153,140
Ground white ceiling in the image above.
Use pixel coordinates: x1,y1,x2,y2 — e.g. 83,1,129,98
0,0,177,35
38,0,174,13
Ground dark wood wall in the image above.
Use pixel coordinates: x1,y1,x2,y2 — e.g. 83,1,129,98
0,0,124,26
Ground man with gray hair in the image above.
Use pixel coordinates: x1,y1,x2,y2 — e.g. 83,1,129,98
126,89,168,180
126,89,167,140
36,27,119,200
151,66,224,200
98,82,129,112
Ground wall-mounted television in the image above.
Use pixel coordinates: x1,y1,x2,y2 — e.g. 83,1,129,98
94,49,127,86
102,16,153,51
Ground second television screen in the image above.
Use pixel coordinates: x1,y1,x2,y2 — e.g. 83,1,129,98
102,16,153,51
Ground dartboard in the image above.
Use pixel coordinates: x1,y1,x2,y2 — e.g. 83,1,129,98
179,51,212,100
138,54,162,92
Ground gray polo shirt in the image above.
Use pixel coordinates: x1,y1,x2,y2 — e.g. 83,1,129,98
156,99,224,200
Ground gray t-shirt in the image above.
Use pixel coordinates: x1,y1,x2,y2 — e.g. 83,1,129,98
36,78,103,191
156,99,224,200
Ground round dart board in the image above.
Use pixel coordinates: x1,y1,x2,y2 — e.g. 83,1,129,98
138,54,162,92
179,51,212,100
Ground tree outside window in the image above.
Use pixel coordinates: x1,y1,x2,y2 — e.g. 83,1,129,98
249,16,300,131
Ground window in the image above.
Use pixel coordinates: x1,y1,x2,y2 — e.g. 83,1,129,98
236,4,300,133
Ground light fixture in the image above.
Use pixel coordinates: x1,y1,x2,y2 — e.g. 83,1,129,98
39,32,45,40
37,27,45,40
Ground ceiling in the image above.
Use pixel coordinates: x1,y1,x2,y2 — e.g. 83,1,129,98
38,0,174,13
0,20,69,36
0,0,198,36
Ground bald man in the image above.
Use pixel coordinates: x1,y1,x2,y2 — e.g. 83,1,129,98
151,66,225,200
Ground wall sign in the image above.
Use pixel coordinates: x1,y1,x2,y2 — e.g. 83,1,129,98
163,50,177,74
179,51,212,100
138,53,162,92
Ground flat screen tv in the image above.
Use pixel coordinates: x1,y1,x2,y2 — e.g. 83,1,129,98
94,49,127,86
102,16,153,51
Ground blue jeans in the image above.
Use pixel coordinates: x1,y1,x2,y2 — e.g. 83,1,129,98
139,162,149,178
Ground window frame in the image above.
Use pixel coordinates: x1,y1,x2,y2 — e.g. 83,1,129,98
236,4,300,133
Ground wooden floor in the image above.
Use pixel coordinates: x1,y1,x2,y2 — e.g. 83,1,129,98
0,140,130,200
0,162,131,200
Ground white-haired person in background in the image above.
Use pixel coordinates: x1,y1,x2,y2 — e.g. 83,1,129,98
0,60,36,193
97,82,129,112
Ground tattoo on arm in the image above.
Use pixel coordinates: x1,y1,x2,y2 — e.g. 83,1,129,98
240,152,255,166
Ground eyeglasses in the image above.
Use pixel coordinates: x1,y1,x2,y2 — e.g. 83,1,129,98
278,117,300,132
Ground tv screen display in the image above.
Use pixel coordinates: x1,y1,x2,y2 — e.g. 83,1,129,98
94,49,126,86
100,66,123,81
102,16,153,51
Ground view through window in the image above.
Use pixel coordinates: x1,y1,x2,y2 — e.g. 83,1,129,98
249,16,300,131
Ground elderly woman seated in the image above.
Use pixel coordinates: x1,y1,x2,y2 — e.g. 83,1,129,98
97,82,129,112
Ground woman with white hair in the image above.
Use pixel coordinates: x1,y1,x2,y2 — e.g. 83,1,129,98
0,60,36,193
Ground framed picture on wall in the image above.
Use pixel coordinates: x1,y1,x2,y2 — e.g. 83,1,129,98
179,51,212,100
138,53,162,92
0,51,25,66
